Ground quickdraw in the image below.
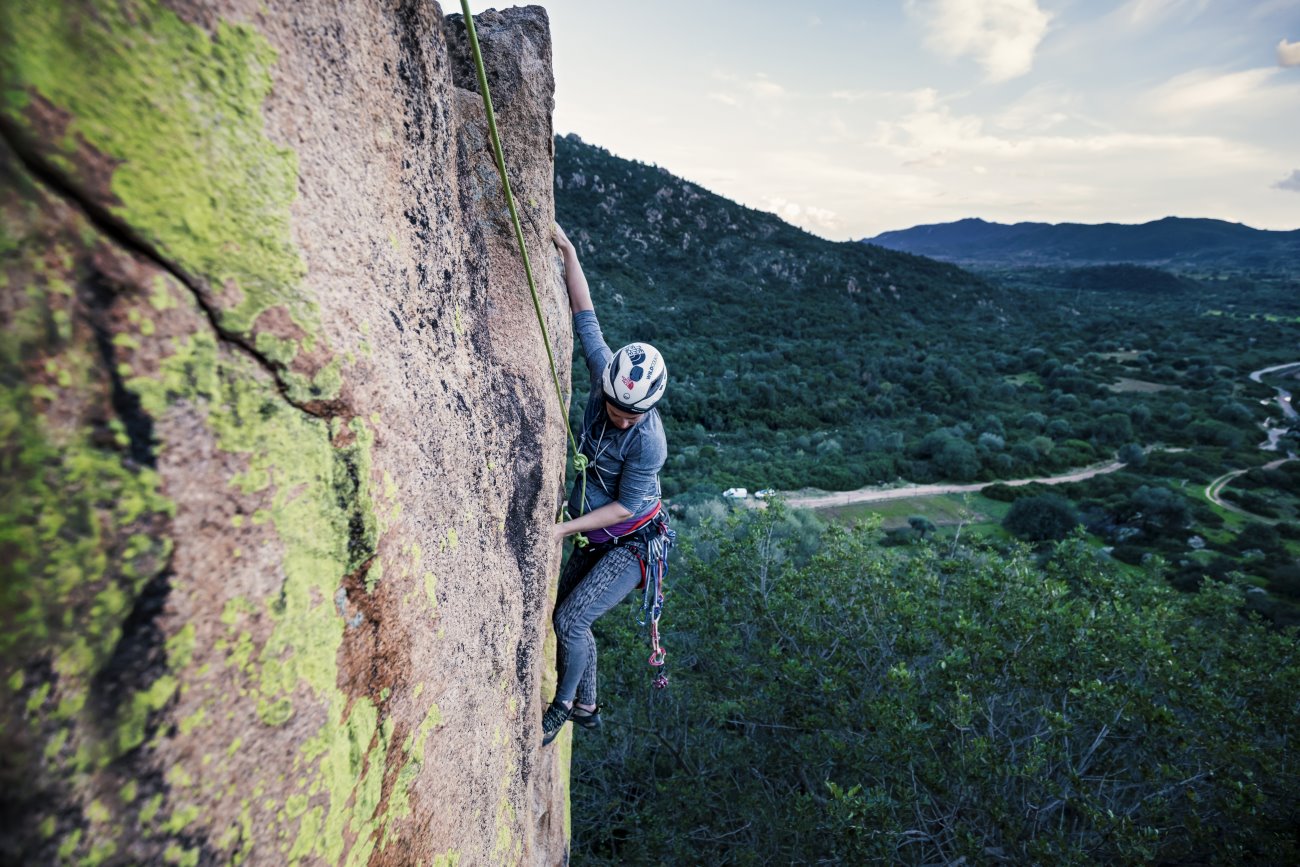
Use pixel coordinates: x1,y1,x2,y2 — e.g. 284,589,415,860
634,517,676,690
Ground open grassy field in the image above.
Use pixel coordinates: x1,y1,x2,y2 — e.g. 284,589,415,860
821,492,1012,533
1002,372,1042,388
1108,377,1176,394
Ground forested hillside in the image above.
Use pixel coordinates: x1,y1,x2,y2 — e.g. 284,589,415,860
555,135,1297,493
555,136,1299,864
555,134,998,493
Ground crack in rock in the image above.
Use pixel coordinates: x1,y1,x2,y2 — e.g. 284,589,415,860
0,115,346,424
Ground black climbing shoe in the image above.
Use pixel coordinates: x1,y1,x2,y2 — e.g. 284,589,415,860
571,704,602,730
541,701,572,746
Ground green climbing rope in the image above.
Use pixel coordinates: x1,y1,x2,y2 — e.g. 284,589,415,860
459,1,588,542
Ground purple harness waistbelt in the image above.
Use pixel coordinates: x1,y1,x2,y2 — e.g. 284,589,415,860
585,501,662,545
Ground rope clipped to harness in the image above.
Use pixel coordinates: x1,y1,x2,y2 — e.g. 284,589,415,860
635,518,676,689
459,1,588,547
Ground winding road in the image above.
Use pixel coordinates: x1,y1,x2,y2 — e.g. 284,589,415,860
1204,459,1294,521
1203,361,1300,519
1250,361,1299,451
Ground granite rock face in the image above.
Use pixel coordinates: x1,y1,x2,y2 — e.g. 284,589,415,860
0,2,571,863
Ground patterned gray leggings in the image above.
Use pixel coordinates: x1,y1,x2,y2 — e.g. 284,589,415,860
553,544,643,706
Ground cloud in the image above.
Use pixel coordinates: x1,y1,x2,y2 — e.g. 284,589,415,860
874,89,1264,167
909,0,1051,82
1279,38,1300,67
758,195,840,233
707,72,787,108
1274,170,1300,192
1113,0,1210,30
994,84,1074,132
830,89,883,102
747,77,786,99
1146,66,1300,117
1150,66,1278,113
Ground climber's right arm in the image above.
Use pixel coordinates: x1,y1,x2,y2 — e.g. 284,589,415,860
554,224,594,313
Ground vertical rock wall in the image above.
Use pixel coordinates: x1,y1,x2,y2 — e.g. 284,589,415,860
0,1,571,863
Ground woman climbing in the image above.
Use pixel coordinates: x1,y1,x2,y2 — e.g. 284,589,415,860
543,224,669,746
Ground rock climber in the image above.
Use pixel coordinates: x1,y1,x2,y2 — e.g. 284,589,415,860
543,224,669,746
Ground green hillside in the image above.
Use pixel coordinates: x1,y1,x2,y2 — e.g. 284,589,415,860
555,135,1297,493
555,135,1300,864
555,133,998,492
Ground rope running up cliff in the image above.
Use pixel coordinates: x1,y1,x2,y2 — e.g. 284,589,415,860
458,1,589,542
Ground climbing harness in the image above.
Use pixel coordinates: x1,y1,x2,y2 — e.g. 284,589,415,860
459,1,589,545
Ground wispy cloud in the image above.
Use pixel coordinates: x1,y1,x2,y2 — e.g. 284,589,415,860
714,71,786,98
706,71,788,109
994,84,1075,132
830,88,887,103
1278,38,1300,67
875,89,1263,166
747,76,786,99
1274,170,1300,192
1113,0,1210,30
908,0,1051,82
1146,65,1300,117
1150,66,1278,113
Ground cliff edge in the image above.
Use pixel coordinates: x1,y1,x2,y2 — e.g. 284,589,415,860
0,1,571,863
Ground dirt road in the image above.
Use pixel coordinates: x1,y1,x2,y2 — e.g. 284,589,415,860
1204,457,1296,523
784,458,1129,510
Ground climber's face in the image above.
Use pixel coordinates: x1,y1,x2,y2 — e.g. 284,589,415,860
604,401,644,430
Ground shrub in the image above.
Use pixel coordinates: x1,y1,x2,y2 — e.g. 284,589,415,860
1004,493,1080,542
1117,442,1146,466
1267,562,1300,599
1233,523,1283,554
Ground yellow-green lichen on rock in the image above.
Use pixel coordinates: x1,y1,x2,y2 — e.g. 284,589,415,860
0,0,327,401
127,316,397,862
0,9,391,854
0,153,183,861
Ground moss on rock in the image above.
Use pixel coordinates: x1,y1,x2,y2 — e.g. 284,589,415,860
0,0,339,407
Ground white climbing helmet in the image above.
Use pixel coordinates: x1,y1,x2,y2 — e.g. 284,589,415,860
602,343,667,413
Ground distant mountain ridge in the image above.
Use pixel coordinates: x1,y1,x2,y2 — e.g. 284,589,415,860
864,217,1300,270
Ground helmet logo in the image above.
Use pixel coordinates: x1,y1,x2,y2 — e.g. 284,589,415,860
621,375,636,390
627,346,646,365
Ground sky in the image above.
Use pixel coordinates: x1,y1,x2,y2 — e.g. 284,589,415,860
466,0,1300,241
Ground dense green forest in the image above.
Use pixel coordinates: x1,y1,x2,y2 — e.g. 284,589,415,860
554,134,1299,862
556,134,1297,496
555,133,1300,616
572,508,1299,864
